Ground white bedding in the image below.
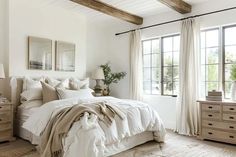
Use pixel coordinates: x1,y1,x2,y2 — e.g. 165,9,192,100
23,96,165,157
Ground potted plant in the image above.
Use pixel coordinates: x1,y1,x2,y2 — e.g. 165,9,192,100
230,64,236,100
100,63,127,96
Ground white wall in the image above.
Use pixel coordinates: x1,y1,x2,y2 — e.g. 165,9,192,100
86,0,236,129
7,0,87,78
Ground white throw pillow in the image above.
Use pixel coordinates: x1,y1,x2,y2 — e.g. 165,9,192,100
46,77,70,89
23,77,43,91
19,100,43,109
20,88,42,103
69,78,89,90
57,88,94,99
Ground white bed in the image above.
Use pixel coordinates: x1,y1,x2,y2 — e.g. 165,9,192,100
10,77,166,157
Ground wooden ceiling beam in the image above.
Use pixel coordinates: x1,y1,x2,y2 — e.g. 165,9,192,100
70,0,143,25
158,0,192,14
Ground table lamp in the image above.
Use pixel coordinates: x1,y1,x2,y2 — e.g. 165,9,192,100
92,68,105,96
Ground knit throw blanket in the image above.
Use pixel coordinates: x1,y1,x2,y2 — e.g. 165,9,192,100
39,101,125,157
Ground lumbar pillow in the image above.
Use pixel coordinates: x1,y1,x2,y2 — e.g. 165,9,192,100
46,77,70,89
20,88,42,103
41,81,59,104
23,77,43,91
57,88,94,99
69,78,89,90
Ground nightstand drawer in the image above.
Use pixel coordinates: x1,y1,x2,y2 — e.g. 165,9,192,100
202,120,236,131
202,104,220,112
0,105,11,111
0,130,11,141
0,123,11,131
223,105,236,113
223,114,236,122
0,112,11,123
202,112,221,120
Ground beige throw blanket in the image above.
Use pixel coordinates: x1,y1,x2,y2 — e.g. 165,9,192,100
40,102,125,157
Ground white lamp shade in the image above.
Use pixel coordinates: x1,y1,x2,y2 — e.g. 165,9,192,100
0,64,5,79
92,68,105,80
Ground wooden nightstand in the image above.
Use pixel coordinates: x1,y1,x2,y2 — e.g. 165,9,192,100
0,98,15,142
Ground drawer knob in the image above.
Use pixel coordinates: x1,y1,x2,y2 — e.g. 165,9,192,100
0,106,2,109
208,114,213,117
208,106,213,109
229,108,235,110
229,116,234,119
208,123,213,126
229,136,234,138
208,132,213,135
0,119,2,121
229,126,234,129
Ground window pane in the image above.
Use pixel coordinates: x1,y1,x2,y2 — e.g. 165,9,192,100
201,49,206,65
143,41,151,54
173,51,179,65
152,68,160,81
201,65,206,82
163,67,173,83
152,39,159,53
143,68,151,81
225,46,236,63
201,32,206,48
143,54,151,67
163,52,172,66
200,82,206,98
207,65,218,81
225,82,232,99
206,29,219,47
225,27,236,46
206,48,219,64
173,81,179,95
225,64,233,81
173,36,180,51
163,37,172,52
152,81,160,94
163,81,173,95
152,53,160,67
206,82,218,92
143,81,151,94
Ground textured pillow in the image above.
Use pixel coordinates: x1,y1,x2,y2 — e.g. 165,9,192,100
69,78,89,90
41,81,59,104
19,100,43,109
46,77,69,89
57,88,94,99
20,88,42,103
23,77,43,91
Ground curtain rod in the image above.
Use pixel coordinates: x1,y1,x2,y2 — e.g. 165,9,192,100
115,6,236,36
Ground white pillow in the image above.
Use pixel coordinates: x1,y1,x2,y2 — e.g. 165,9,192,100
69,78,89,90
19,100,43,109
23,77,43,91
20,88,42,103
46,77,69,89
57,88,94,99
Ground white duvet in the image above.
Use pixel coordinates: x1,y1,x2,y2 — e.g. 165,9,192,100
23,96,165,157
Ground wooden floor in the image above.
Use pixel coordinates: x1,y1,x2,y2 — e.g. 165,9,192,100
2,130,236,157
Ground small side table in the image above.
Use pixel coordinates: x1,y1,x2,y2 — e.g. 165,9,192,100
0,98,15,142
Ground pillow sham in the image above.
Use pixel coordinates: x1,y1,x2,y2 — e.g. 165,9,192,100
41,81,59,104
46,77,69,89
69,78,89,90
23,77,43,91
57,88,94,99
19,100,43,109
20,88,42,103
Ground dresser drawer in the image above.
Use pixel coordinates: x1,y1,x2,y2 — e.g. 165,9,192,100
0,105,11,112
223,114,236,122
0,112,11,123
223,105,236,113
202,112,221,120
202,128,236,144
0,123,11,131
0,130,11,141
202,104,220,112
202,120,236,131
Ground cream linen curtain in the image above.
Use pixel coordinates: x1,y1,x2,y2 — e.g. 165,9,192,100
176,18,200,136
129,30,143,101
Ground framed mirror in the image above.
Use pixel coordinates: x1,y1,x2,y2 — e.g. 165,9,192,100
55,41,75,72
28,36,52,70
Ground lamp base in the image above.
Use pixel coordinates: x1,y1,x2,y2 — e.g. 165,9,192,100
94,79,103,95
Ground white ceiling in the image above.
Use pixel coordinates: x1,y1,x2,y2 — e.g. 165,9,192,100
39,0,211,22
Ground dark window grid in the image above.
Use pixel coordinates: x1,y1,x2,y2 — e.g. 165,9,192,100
201,63,220,66
224,44,236,47
201,46,219,49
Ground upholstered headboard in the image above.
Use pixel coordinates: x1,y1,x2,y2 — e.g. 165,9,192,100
10,77,24,111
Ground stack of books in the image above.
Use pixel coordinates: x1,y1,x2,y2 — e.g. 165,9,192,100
206,90,222,101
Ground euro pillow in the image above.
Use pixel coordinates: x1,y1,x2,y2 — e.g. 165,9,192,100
46,77,69,89
20,88,42,103
69,78,89,90
57,88,94,99
23,77,44,91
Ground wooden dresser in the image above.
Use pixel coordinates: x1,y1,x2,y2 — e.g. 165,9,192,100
198,100,236,144
0,99,15,142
